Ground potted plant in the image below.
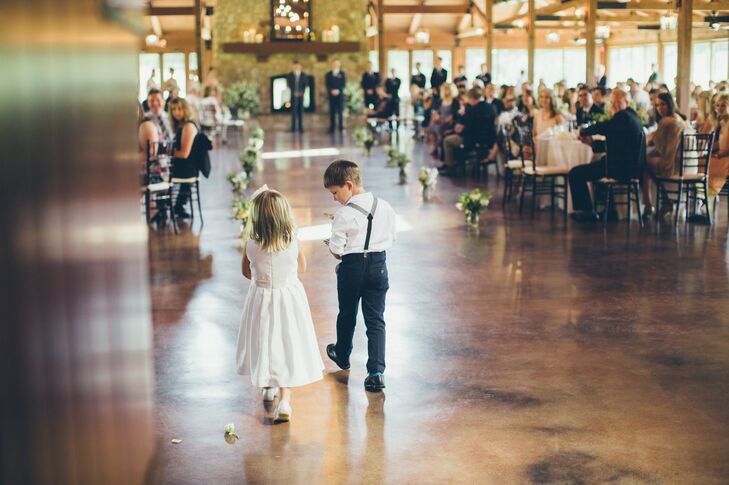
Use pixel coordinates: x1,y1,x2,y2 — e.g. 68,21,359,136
456,188,492,227
418,167,439,201
224,81,261,119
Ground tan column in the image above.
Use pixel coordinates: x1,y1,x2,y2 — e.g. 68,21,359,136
657,32,664,84
585,0,596,85
377,0,386,78
676,0,692,113
528,0,535,85
486,0,494,73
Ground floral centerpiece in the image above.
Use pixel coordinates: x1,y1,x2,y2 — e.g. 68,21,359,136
353,126,375,155
239,146,261,177
227,170,250,192
456,188,492,227
224,81,261,118
418,167,438,201
344,82,364,115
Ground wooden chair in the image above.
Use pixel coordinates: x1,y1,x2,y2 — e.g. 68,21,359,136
655,132,714,225
498,124,523,204
170,171,204,230
142,141,175,232
516,122,569,220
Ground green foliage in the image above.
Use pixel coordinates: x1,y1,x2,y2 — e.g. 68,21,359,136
456,188,493,216
344,82,364,115
224,81,261,115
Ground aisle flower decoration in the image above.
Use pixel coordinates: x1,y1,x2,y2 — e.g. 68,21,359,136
456,188,492,227
418,167,439,201
227,170,250,192
249,126,265,149
353,126,375,155
231,197,252,235
239,146,261,177
386,148,410,183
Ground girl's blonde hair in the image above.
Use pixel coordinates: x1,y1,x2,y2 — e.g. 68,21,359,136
246,190,296,252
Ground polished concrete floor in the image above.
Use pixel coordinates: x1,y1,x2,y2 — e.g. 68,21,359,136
149,127,729,484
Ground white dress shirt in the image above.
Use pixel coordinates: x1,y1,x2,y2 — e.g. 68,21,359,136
328,192,397,256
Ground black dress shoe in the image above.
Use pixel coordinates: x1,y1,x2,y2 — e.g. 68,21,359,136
326,344,350,370
364,374,385,392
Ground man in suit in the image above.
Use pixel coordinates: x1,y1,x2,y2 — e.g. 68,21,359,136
384,68,401,116
575,87,604,126
360,62,380,109
476,63,492,86
647,63,659,84
430,57,448,96
440,88,498,174
411,62,426,89
325,59,346,133
453,65,467,90
570,89,646,222
287,60,308,132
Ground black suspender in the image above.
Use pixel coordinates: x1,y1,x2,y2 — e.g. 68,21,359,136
347,197,378,252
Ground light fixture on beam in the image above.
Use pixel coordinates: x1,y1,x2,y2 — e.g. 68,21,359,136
596,25,611,38
414,27,430,44
547,31,560,43
659,14,677,30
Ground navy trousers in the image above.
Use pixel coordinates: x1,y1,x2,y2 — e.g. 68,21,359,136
335,252,389,374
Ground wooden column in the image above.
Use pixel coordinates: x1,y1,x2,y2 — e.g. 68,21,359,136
676,0,692,113
377,0,386,77
195,0,204,83
585,0,596,85
528,0,535,85
657,32,664,84
485,0,494,73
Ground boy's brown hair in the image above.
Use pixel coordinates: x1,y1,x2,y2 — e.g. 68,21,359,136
323,159,362,188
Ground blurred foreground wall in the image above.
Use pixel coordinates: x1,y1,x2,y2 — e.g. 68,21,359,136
0,1,155,483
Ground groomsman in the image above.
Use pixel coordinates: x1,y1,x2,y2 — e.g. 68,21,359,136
325,59,346,133
453,65,468,90
384,68,401,116
430,57,448,94
360,62,380,109
286,60,308,132
476,63,492,86
411,62,426,89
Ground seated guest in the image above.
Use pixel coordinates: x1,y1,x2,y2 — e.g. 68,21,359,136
144,88,174,145
642,92,689,216
440,88,498,175
168,98,200,219
427,83,459,156
199,85,223,137
138,103,159,160
592,86,606,110
518,89,536,116
532,89,566,137
483,83,504,115
367,85,398,120
695,91,715,134
563,88,578,117
569,89,645,222
476,64,491,86
647,88,661,126
576,87,604,126
708,93,729,209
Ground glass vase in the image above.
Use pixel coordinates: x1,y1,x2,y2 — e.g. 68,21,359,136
398,167,407,185
467,211,480,227
422,185,433,201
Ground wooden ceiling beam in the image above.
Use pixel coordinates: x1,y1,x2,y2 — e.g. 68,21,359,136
382,5,471,14
148,7,195,16
499,0,582,25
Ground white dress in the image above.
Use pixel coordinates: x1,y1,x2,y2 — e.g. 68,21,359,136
236,239,324,388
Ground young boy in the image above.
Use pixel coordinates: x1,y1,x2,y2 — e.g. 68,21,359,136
323,160,397,392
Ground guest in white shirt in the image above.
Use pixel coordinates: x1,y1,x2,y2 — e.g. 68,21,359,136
323,160,396,392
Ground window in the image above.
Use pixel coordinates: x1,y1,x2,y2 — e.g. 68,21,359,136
492,49,527,87
139,53,161,101
387,50,410,99
692,42,712,89
368,50,379,72
465,48,486,84
188,53,199,83
663,43,677,90
161,53,187,97
712,40,728,84
563,49,586,87
437,49,452,82
412,50,433,86
535,49,564,87
608,45,657,85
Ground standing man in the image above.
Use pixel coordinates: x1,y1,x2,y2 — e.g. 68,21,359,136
454,65,468,90
430,57,448,95
648,63,660,84
411,62,426,89
287,60,308,133
326,59,346,133
575,87,604,126
476,63,492,86
361,62,380,109
163,67,178,93
384,68,401,116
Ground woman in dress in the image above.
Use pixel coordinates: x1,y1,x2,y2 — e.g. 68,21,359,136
708,93,729,207
236,187,323,422
642,92,689,216
168,97,199,218
532,89,566,137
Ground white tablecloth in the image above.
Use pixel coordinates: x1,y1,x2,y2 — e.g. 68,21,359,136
536,136,594,170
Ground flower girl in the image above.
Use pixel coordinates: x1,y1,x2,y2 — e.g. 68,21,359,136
236,185,323,422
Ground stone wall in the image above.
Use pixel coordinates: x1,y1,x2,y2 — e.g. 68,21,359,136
213,0,369,115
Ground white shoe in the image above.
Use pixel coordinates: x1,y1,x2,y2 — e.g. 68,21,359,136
262,387,278,402
274,400,291,423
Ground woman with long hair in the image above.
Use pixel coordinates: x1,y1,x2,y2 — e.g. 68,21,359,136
643,92,689,216
532,89,565,137
695,91,716,134
708,93,729,209
168,97,199,219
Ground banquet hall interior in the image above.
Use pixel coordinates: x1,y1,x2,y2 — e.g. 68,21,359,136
3,0,729,483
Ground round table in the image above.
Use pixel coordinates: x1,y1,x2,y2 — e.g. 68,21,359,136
536,136,594,170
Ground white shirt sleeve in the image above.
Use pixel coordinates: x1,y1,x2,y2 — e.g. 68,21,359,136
328,211,348,256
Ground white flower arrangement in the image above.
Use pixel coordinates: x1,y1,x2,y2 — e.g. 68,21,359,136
457,188,492,225
419,167,438,188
